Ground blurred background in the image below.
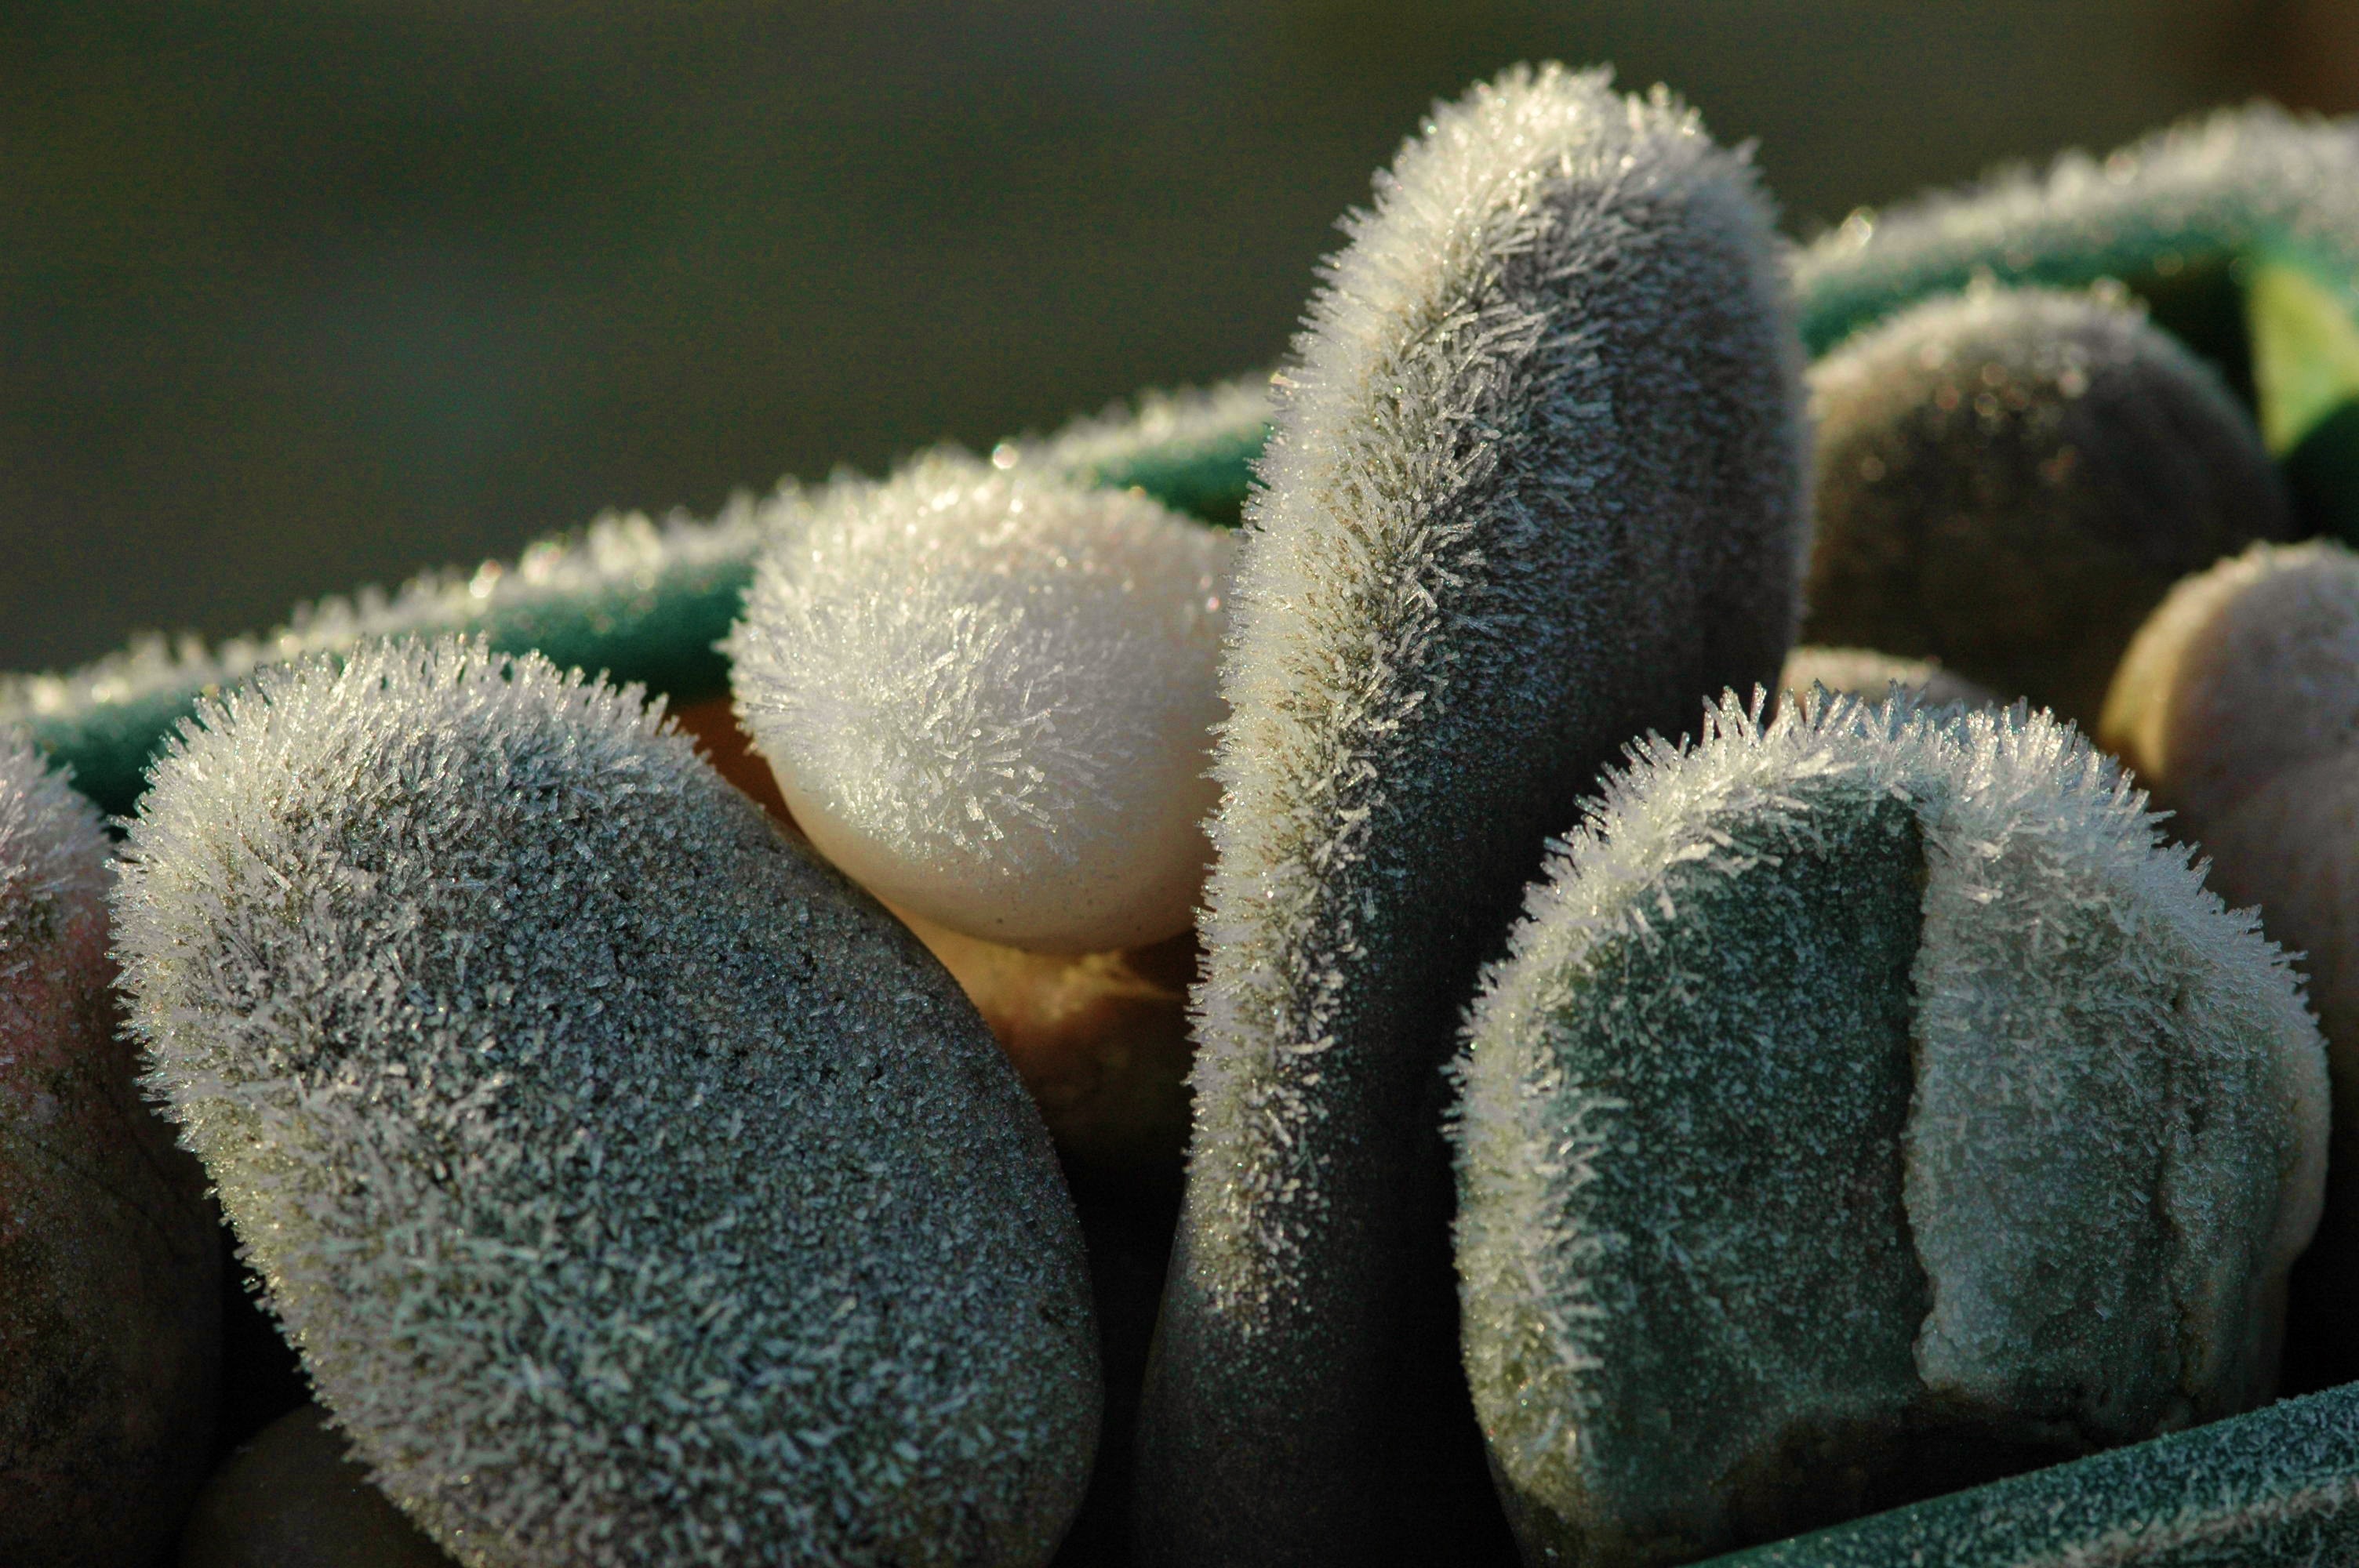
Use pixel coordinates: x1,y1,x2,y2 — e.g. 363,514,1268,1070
6,0,2357,674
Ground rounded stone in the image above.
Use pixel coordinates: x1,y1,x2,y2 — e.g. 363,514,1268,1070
728,456,1233,955
1456,695,2327,1565
1804,284,2290,728
114,640,1100,1568
0,732,220,1568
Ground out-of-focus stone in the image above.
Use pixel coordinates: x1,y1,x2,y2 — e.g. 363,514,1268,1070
0,734,220,1568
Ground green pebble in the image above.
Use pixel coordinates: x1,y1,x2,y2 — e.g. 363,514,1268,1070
1456,694,2327,1566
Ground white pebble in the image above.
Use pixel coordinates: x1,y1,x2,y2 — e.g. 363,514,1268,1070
729,453,1234,953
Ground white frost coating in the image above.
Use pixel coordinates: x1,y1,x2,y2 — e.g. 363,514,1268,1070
1005,376,1270,484
1798,105,2359,299
112,637,1100,1568
1456,694,2327,1543
0,499,777,728
1904,702,2326,1426
1188,60,1806,1311
1143,63,1805,1560
727,453,1233,953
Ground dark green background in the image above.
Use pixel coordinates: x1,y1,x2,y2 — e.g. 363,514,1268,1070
5,0,2348,673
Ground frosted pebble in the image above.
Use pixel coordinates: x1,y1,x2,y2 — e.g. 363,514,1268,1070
2103,539,2359,1381
1456,693,2328,1565
728,454,1234,954
114,638,1100,1568
1143,62,1810,1565
1805,284,2288,727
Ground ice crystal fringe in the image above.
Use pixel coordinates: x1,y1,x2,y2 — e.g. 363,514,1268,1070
999,375,1271,527
1140,62,1809,1565
0,502,780,818
1795,106,2359,357
0,378,1262,821
1454,691,2328,1566
112,637,1100,1568
1796,106,2359,544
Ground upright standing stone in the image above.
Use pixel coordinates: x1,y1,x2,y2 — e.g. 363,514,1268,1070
1138,63,1809,1565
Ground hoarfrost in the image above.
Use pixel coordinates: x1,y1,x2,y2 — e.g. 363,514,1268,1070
1795,106,2359,351
1454,692,2327,1564
112,637,1100,1568
1141,61,1808,1563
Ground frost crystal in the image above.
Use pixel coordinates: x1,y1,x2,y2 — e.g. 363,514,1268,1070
113,637,1100,1568
1795,107,2359,353
1804,284,2288,727
1141,63,1808,1563
726,453,1234,953
1454,693,2328,1566
1009,376,1271,526
0,499,781,816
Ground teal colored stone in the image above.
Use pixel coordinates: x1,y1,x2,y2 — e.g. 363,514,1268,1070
1455,695,2328,1566
1465,779,1935,1563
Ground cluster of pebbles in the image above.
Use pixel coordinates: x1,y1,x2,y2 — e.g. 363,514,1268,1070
9,64,2359,1568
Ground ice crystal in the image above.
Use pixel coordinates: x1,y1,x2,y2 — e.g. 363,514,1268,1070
1804,284,2288,727
1142,62,1808,1563
1454,692,2328,1566
0,380,1266,823
113,637,1100,1568
1008,376,1271,525
0,499,782,817
1794,107,2359,354
726,452,1234,953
